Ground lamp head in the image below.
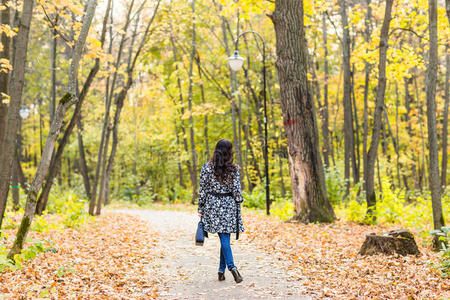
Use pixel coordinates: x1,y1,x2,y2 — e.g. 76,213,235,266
19,106,30,119
227,50,245,71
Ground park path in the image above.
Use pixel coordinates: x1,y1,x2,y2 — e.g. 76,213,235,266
115,209,311,300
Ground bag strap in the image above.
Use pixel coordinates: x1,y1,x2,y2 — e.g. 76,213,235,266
235,202,240,240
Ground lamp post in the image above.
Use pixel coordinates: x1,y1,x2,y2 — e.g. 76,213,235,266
227,31,271,215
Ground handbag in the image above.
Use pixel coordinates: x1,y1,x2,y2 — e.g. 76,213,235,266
195,217,208,246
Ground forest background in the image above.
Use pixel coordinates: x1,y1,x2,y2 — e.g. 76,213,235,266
0,0,449,289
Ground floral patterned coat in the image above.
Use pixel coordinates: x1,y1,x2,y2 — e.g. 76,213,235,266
198,162,245,234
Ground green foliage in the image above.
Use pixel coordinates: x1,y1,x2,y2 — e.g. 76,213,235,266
269,198,294,221
31,215,54,233
0,238,54,272
45,185,93,228
115,176,158,207
430,227,450,278
164,184,193,203
57,264,75,277
242,187,266,210
336,177,450,239
324,165,348,206
1,185,90,272
341,199,367,223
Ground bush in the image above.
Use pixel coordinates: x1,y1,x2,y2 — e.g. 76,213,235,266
336,177,450,239
430,227,450,278
45,185,93,228
269,197,294,221
116,176,158,206
242,187,266,210
325,165,348,206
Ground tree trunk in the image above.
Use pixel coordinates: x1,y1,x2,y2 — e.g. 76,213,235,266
89,0,129,215
441,44,449,188
49,16,58,124
187,0,198,204
363,0,393,222
77,117,91,198
97,6,140,213
196,56,210,159
339,0,355,195
96,0,160,214
35,0,110,215
0,0,11,162
271,0,335,223
360,230,420,256
351,64,360,185
267,68,286,197
8,0,97,257
170,34,193,191
0,0,33,230
426,0,445,245
321,12,330,168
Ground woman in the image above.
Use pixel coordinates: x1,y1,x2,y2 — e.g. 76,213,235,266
198,139,244,283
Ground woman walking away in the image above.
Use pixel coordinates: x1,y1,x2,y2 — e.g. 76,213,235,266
198,139,245,283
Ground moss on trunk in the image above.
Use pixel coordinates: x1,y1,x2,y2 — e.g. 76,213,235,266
7,215,31,259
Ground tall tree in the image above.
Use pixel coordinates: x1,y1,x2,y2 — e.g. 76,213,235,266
363,0,394,222
187,0,198,204
339,0,357,193
321,12,330,168
442,0,450,187
0,0,11,157
271,0,335,223
97,0,161,214
36,0,112,215
8,0,97,257
0,0,34,230
89,0,133,215
426,0,445,245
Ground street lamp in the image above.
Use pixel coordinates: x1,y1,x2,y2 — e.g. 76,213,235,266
227,50,245,71
227,31,271,215
19,106,30,119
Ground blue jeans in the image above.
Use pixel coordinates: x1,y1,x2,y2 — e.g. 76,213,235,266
218,233,236,272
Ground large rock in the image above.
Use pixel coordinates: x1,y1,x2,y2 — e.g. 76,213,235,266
359,229,421,256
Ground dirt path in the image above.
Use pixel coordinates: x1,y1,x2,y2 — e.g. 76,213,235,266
115,209,310,300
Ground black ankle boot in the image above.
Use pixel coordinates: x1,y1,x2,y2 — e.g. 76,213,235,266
218,272,225,281
230,267,243,283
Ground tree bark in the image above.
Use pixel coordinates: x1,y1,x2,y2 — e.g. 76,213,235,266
35,0,110,215
441,44,449,188
49,15,58,124
0,0,11,160
170,33,193,191
0,0,33,230
321,12,330,168
426,0,445,243
339,0,356,195
363,0,393,222
271,0,335,223
89,0,128,215
8,0,97,257
97,0,161,214
97,4,140,213
77,117,91,198
187,0,198,204
196,56,210,159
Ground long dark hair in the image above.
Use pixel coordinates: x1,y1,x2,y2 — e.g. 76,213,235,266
210,139,236,184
